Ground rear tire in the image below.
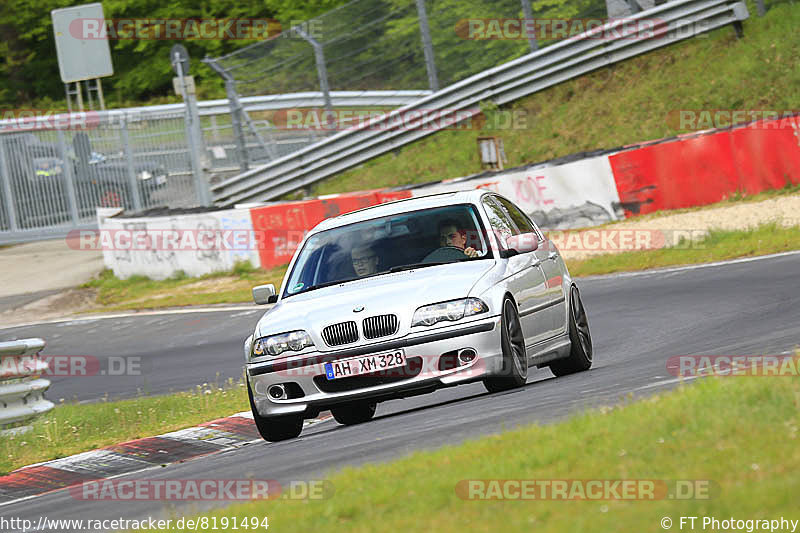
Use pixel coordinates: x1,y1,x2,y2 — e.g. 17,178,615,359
549,285,593,377
331,401,377,425
483,297,528,393
247,382,303,441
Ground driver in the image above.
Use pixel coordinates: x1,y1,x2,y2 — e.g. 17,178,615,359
351,244,381,277
438,219,480,258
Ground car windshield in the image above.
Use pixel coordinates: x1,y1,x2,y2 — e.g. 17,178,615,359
282,203,492,298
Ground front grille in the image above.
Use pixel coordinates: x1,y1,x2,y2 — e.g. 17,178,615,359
314,357,423,393
363,314,399,339
322,321,359,346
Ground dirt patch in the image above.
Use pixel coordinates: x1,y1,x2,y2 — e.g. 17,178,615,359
0,288,98,328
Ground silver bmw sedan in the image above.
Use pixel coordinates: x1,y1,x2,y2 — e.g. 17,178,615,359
244,190,593,441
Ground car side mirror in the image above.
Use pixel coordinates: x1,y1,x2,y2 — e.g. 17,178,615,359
252,284,277,305
504,232,539,255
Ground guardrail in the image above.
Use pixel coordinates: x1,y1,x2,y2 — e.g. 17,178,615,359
211,0,749,205
0,338,54,432
0,91,433,130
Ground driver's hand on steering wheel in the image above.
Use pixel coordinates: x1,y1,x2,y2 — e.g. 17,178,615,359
464,246,480,258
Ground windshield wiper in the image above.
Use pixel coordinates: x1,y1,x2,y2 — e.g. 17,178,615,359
301,278,359,294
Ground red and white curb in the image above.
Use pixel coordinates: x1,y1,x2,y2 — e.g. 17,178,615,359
0,411,332,506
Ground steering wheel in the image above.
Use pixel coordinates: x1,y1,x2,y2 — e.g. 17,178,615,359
421,246,469,263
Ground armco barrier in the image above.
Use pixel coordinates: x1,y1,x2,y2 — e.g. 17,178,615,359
610,116,800,216
0,338,54,431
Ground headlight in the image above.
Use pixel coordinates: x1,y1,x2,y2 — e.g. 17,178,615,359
412,298,488,327
252,330,314,357
137,170,153,181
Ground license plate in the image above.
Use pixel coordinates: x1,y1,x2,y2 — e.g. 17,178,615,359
156,175,167,186
325,349,406,380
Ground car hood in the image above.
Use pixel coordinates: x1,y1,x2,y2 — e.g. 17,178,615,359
255,260,495,346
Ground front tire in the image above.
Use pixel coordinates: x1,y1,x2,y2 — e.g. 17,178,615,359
549,285,593,377
331,401,377,425
483,296,528,393
247,382,303,442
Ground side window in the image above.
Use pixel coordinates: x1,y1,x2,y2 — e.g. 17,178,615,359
495,196,538,236
482,197,516,245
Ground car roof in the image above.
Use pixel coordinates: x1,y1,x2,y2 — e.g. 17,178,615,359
312,189,487,233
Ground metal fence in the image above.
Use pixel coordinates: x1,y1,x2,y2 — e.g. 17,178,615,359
211,0,750,205
0,338,53,432
203,0,613,171
0,112,202,242
0,91,427,244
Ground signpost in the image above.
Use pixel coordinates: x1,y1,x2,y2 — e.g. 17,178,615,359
51,3,114,111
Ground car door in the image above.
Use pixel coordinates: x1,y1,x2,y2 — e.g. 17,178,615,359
495,196,567,338
482,196,552,346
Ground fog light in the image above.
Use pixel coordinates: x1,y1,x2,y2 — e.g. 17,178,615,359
268,384,287,400
458,349,477,365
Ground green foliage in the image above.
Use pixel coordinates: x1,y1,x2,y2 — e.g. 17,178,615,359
0,0,351,107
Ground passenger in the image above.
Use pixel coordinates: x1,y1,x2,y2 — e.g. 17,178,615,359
351,244,381,277
438,219,480,258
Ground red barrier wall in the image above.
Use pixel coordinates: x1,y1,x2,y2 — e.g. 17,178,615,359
249,190,412,268
609,118,800,216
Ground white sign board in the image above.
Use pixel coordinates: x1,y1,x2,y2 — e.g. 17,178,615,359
51,3,114,83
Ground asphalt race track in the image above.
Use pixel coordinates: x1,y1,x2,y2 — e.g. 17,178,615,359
1,252,799,528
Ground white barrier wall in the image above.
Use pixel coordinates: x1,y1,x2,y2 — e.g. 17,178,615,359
411,155,623,229
98,208,262,280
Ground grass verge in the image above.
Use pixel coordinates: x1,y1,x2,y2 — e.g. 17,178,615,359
0,379,249,475
568,222,800,277
151,367,800,532
298,4,800,198
82,262,288,312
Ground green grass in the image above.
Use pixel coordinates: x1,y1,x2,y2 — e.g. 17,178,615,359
295,4,800,198
569,222,800,277
150,366,800,532
82,262,288,311
0,379,249,475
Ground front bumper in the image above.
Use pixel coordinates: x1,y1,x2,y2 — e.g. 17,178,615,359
247,316,503,417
